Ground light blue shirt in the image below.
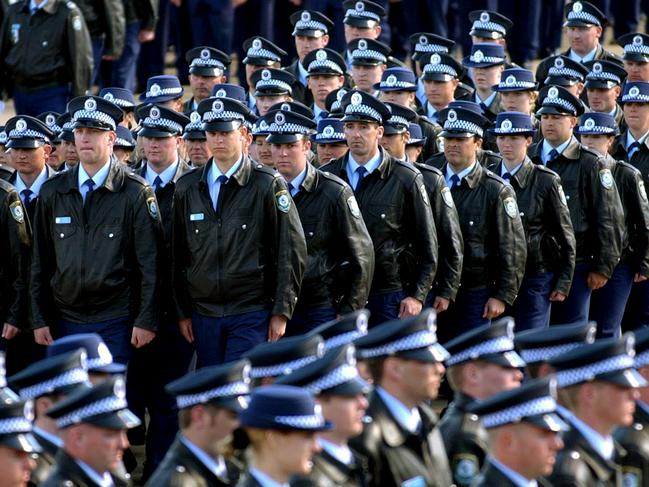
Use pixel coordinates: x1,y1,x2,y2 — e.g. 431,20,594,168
285,166,307,197
33,426,63,448
248,92,256,112
78,161,111,202
313,104,327,123
318,438,353,465
445,161,477,188
75,459,113,487
542,137,572,165
425,102,439,123
15,165,48,199
29,0,48,14
475,90,497,109
416,79,427,109
249,468,289,487
208,156,242,209
638,400,649,416
570,413,615,461
568,46,598,63
490,458,538,487
180,436,227,478
347,150,382,190
376,387,421,433
626,130,649,158
501,162,523,182
145,161,178,188
297,60,308,87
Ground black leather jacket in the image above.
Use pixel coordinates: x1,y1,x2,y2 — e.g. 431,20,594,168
474,460,554,487
172,156,307,319
29,429,59,487
425,148,503,171
292,163,374,313
488,159,576,295
529,137,625,279
42,449,129,487
614,403,649,487
31,161,162,331
291,449,370,487
320,149,438,303
613,132,649,188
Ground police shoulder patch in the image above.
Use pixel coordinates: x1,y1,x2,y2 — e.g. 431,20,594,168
503,196,519,219
599,168,614,189
146,196,159,219
419,184,430,206
275,189,291,213
639,180,647,202
452,454,479,485
9,200,24,224
441,186,454,208
72,15,82,31
347,195,361,218
622,466,642,487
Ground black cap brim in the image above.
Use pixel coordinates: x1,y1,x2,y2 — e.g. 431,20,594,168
203,120,243,132
0,433,42,454
293,28,326,38
585,79,619,90
183,131,207,140
254,88,291,97
57,131,75,143
383,125,408,135
623,53,649,63
266,133,306,144
6,138,47,149
310,136,346,144
469,29,504,40
209,395,250,414
308,68,344,77
398,344,450,363
440,129,479,138
341,114,382,124
190,67,225,77
563,20,600,28
92,363,127,374
138,127,177,138
536,106,576,117
597,368,647,388
344,18,379,29
351,59,385,67
73,119,114,131
544,76,580,87
243,57,278,66
322,376,371,396
82,408,142,430
478,351,526,369
524,412,568,432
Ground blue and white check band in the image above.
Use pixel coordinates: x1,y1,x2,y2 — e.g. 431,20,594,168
56,396,128,428
520,343,582,364
0,417,33,435
442,119,484,138
115,137,134,147
323,330,366,350
415,43,448,54
145,86,183,98
251,355,319,378
446,336,514,367
625,43,649,55
543,97,577,113
345,8,380,21
203,111,245,122
358,330,440,359
185,120,203,132
256,79,293,93
344,104,382,122
268,121,312,134
190,58,225,69
87,356,113,370
469,54,504,64
481,396,557,428
303,364,360,394
62,122,74,131
387,115,409,126
471,20,506,34
587,71,621,84
548,67,584,80
108,98,134,108
315,130,345,142
556,353,635,387
8,129,49,140
274,413,327,429
307,59,344,74
18,368,88,400
567,10,601,25
622,92,649,102
498,80,536,89
492,126,534,134
351,49,386,63
73,110,117,130
423,63,458,78
294,19,328,32
576,124,616,134
635,350,649,368
379,79,415,89
176,381,249,409
143,117,183,134
246,47,281,62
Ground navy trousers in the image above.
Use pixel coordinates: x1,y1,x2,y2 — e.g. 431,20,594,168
512,271,554,332
497,0,541,64
366,290,407,328
622,278,649,331
187,0,233,54
590,264,634,338
13,85,70,116
58,316,133,365
437,286,491,343
112,21,142,91
285,307,337,337
550,263,592,326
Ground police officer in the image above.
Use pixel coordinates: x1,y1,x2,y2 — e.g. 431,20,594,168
266,110,374,334
0,399,42,486
140,75,185,113
584,60,628,129
494,68,540,115
469,377,566,487
404,123,426,163
320,90,437,326
547,334,646,485
183,47,231,114
286,10,335,106
418,52,465,125
250,68,296,117
241,37,287,112
462,43,506,122
377,103,416,162
42,376,140,486
172,96,307,365
31,96,162,365
347,38,390,96
55,113,80,171
276,344,371,487
435,106,526,335
351,311,452,487
0,0,92,115
145,360,251,486
8,350,90,485
311,118,348,167
618,33,649,82
183,112,210,167
341,0,385,69
489,112,576,331
0,128,13,180
303,48,346,123
308,309,369,353
439,318,525,487
113,126,136,165
529,86,625,326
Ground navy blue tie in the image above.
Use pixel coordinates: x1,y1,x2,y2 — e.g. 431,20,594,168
548,149,559,162
20,189,33,205
289,183,298,197
629,141,642,157
355,166,367,191
83,179,95,203
153,176,163,191
450,174,461,189
479,102,488,112
215,175,228,211
502,172,512,182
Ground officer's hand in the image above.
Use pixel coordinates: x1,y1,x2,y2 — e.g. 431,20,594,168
482,298,505,320
587,272,608,290
178,318,194,343
399,297,423,318
549,291,567,302
34,327,54,345
432,297,450,313
268,315,287,342
2,323,19,340
635,273,649,283
231,0,247,6
170,0,181,7
138,29,155,43
131,327,155,348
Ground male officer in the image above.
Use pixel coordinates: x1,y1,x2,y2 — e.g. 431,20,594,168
439,318,525,487
30,96,161,365
145,360,250,486
250,68,296,117
341,0,385,69
351,311,452,487
377,103,417,162
584,60,628,129
140,75,185,113
277,344,371,487
435,106,526,336
241,37,287,112
0,0,92,115
183,112,210,167
470,378,566,487
418,52,464,125
266,109,374,335
347,38,390,96
0,399,42,486
529,85,624,325
311,118,348,167
46,333,126,381
99,87,137,130
172,96,307,366
286,10,334,106
542,55,589,99
547,335,646,485
462,43,506,122
182,47,231,114
303,48,346,124
320,90,437,326
618,33,649,82
42,376,140,486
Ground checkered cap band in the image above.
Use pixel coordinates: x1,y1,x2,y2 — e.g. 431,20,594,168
274,412,327,429
471,19,507,34
86,356,113,370
109,98,134,108
446,336,514,366
556,353,635,387
548,67,584,80
176,381,249,409
143,116,183,134
542,96,577,113
519,343,582,364
635,350,649,368
72,110,117,130
18,368,89,400
625,43,649,55
358,330,439,359
315,130,345,142
481,396,557,428
498,80,536,89
8,128,49,140
415,43,448,54
492,126,534,134
351,49,387,63
47,122,62,133
576,124,616,134
295,19,328,32
185,120,204,132
567,10,601,25
469,53,504,64
251,355,319,378
387,115,409,126
0,417,32,435
423,63,458,78
268,121,311,134
145,86,183,98
307,59,344,74
56,396,128,428
191,58,225,69
62,122,74,131
115,137,134,146
622,92,649,102
256,79,293,93
442,119,484,137
379,79,415,89
587,71,621,84
323,330,365,350
303,364,360,394
345,8,380,21
344,103,382,122
203,110,246,122
246,47,281,62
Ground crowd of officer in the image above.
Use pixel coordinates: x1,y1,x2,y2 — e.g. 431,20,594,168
2,0,649,485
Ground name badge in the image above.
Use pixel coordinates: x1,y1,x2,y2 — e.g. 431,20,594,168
401,477,425,487
55,216,72,224
190,213,204,221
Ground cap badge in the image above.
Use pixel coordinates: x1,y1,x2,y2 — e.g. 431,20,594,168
346,345,357,366
215,88,227,98
301,11,310,22
447,109,458,122
316,49,327,61
242,363,251,384
150,83,161,97
386,74,397,86
97,342,113,363
84,98,97,112
593,62,602,73
430,53,441,64
357,313,368,333
573,2,583,13
634,35,643,46
548,86,560,99
252,38,262,49
584,117,596,129
281,103,291,111
190,112,201,123
473,50,484,62
103,92,114,102
200,48,210,59
114,377,126,399
629,86,641,97
261,69,271,80
480,11,490,22
505,74,516,85
501,119,513,130
323,125,335,137
275,112,285,125
15,119,27,132
555,57,564,69
212,100,224,113
355,1,364,12
46,114,56,126
24,401,34,422
150,106,161,120
358,39,367,50
350,92,363,106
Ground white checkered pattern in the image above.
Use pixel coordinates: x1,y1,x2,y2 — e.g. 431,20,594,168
556,353,635,387
442,119,484,138
274,412,327,429
72,110,117,130
176,381,249,409
446,336,514,367
635,350,649,368
542,96,578,114
315,130,345,142
358,329,439,359
351,49,386,63
492,125,535,134
345,8,380,22
587,71,622,84
307,59,344,74
423,63,458,78
625,43,649,55
567,10,601,26
622,92,649,103
520,343,582,364
268,121,311,134
56,396,128,428
87,356,113,370
323,329,366,350
469,53,504,64
256,78,293,93
18,368,88,400
143,116,183,134
344,103,382,122
108,98,133,108
115,137,135,147
246,47,282,62
0,417,32,435
576,124,616,134
379,79,415,89
548,67,585,80
497,80,537,90
295,19,328,32
62,122,74,131
8,128,49,140
145,86,183,98
387,115,409,126
481,396,557,428
303,364,359,394
190,58,225,69
185,119,203,132
414,43,448,54
203,110,245,122
471,19,507,35
251,355,318,378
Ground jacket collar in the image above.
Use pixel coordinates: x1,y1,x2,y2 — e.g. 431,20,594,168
313,449,364,485
562,426,625,481
200,155,253,188
511,158,535,189
175,438,233,484
561,136,581,160
461,161,484,189
57,159,125,194
21,0,59,14
51,449,115,487
301,162,318,193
